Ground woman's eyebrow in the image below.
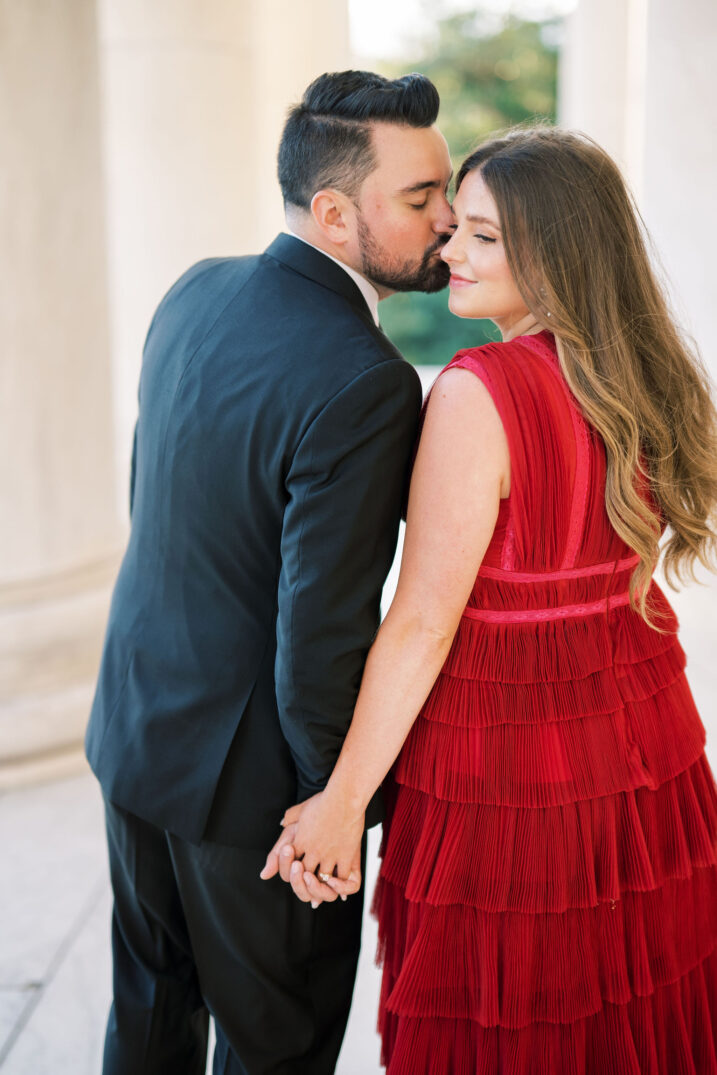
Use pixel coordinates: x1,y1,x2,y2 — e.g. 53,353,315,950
465,213,501,229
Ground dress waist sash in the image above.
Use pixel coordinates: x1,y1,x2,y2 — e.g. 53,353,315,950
462,591,632,625
477,553,639,584
466,554,640,624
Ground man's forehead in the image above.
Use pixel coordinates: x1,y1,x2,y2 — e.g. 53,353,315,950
369,121,445,150
367,122,452,185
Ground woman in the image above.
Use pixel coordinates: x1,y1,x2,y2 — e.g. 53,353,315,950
270,127,717,1072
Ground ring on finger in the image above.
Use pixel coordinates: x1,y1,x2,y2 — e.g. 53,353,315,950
318,872,331,884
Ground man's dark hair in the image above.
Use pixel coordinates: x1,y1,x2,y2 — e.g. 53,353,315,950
277,70,440,210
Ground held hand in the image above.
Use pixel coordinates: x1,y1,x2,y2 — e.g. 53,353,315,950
259,822,300,883
259,793,323,882
259,822,335,905
259,812,361,907
290,849,362,907
260,789,365,906
291,787,365,887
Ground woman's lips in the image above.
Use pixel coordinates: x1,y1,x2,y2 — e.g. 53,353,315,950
449,274,476,288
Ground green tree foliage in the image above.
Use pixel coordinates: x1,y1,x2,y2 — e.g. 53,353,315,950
377,11,559,366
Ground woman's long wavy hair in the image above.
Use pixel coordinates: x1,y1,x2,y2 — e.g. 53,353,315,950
457,126,717,625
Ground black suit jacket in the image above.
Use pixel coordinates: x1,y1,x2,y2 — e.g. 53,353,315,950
85,234,422,847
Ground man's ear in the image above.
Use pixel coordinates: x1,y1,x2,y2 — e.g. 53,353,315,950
310,189,354,247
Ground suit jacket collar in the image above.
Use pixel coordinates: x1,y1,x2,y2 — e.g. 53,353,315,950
264,233,376,325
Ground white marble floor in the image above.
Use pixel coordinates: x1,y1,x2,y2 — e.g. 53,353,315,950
0,771,385,1075
0,773,113,1074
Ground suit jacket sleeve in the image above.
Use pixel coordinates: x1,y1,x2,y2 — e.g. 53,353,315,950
275,359,422,825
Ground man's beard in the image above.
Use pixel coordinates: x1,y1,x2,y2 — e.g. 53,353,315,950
357,213,451,294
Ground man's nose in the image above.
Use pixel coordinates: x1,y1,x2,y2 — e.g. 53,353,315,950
440,231,459,263
433,195,456,233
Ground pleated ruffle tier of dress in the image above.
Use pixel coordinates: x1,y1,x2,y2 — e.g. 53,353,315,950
374,332,717,1074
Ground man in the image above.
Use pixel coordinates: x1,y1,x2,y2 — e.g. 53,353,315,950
86,69,454,1074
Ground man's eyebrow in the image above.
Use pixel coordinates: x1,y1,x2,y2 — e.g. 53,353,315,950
398,173,454,195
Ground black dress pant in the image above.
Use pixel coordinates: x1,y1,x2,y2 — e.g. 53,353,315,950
102,798,365,1075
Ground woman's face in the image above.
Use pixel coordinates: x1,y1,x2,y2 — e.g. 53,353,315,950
441,168,534,338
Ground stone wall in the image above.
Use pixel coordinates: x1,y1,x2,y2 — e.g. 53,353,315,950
0,0,350,786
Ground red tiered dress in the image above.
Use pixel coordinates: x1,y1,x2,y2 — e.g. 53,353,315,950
374,331,717,1074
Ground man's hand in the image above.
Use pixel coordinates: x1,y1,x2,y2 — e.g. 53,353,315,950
260,820,299,882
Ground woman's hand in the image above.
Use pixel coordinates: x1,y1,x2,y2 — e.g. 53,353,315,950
280,795,316,828
260,790,364,906
290,787,364,883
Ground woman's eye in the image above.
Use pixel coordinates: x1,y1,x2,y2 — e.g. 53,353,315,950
475,233,497,243
408,201,428,210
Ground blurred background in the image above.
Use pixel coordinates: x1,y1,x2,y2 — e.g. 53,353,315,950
1,1,715,1071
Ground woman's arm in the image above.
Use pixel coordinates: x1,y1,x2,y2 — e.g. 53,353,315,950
261,366,510,896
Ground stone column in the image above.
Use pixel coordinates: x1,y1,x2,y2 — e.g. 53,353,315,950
559,0,717,747
558,0,634,173
560,0,717,374
639,0,717,374
0,0,122,785
97,0,351,506
0,0,351,786
628,0,717,749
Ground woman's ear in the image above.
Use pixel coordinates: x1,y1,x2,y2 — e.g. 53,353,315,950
310,189,354,247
